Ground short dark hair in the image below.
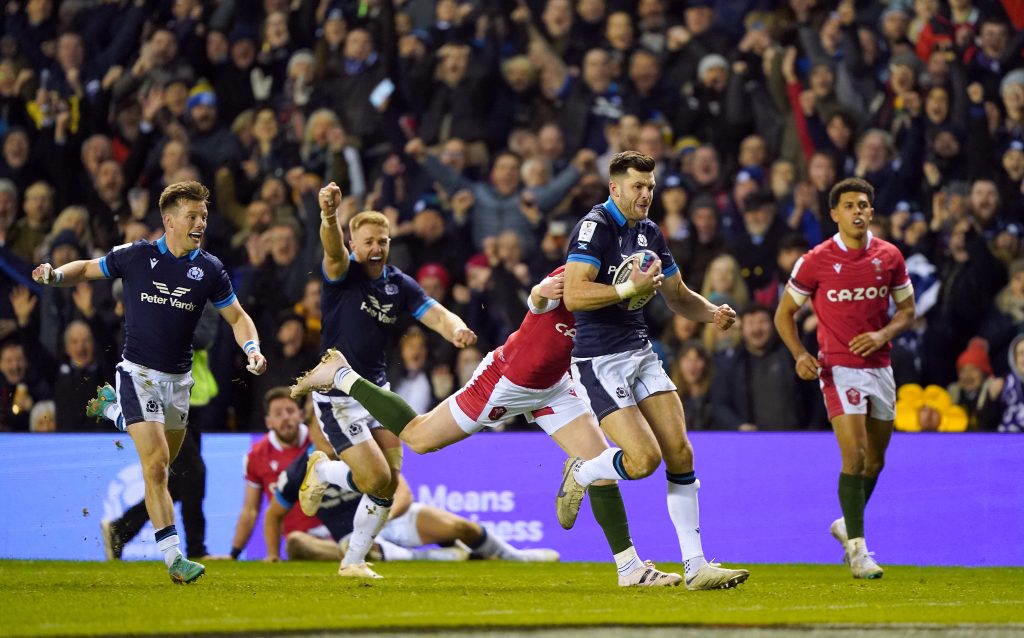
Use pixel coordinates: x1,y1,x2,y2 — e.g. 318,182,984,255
263,386,298,414
828,177,874,210
779,232,809,253
740,302,772,319
159,180,210,216
609,151,656,177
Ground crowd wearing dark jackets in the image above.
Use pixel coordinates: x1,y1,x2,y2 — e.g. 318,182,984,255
1,0,1022,433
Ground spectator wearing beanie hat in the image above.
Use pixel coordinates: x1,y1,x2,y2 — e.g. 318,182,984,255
948,337,1003,431
416,262,452,304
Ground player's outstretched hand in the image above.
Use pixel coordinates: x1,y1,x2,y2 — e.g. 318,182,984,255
849,331,886,357
537,273,565,300
452,327,477,348
247,351,268,375
795,352,820,380
629,255,663,296
32,263,60,285
319,182,342,216
713,304,736,331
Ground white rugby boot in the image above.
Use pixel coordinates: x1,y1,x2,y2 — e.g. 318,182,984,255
847,537,884,579
830,518,850,564
298,450,330,516
338,562,382,579
618,560,683,587
555,457,587,530
685,562,750,590
508,548,560,562
291,348,349,398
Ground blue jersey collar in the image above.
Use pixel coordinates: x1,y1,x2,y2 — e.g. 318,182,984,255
156,236,200,261
603,197,627,227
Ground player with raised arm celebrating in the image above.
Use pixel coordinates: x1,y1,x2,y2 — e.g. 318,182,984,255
304,182,477,579
292,266,683,586
775,178,915,579
33,181,267,583
556,151,749,590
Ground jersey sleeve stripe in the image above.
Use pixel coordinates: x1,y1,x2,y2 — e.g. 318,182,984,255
566,254,601,268
663,263,679,278
98,256,111,279
788,279,813,296
322,263,347,283
212,292,236,309
892,279,912,290
413,298,438,319
273,489,294,508
244,479,262,489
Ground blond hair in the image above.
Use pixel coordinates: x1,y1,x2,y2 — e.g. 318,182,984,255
349,210,390,236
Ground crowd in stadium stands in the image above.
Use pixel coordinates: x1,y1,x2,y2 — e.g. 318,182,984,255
0,0,1022,434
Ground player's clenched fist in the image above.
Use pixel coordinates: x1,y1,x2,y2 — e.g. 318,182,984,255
32,263,63,285
452,327,477,348
247,351,268,375
795,352,820,380
712,304,736,331
319,182,342,217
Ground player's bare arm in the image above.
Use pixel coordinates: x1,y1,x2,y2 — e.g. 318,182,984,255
262,497,288,562
319,181,350,281
660,270,736,330
218,299,268,375
230,484,263,559
774,288,820,380
32,258,106,286
419,304,477,348
530,272,565,311
848,295,916,357
562,258,663,312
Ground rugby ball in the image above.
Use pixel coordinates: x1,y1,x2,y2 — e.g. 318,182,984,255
613,249,661,311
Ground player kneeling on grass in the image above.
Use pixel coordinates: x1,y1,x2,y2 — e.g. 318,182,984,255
293,268,683,587
39,181,267,584
775,177,915,580
266,446,559,563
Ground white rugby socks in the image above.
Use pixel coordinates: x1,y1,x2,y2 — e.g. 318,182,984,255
575,448,627,486
614,546,642,576
666,476,708,578
316,459,358,494
342,493,393,566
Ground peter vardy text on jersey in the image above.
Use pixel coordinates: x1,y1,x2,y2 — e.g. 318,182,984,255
139,291,197,311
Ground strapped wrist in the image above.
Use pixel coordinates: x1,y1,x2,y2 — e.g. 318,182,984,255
614,281,637,300
243,340,260,356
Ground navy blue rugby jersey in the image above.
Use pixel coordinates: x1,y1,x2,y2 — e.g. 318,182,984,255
99,236,235,374
274,447,360,541
565,197,678,358
320,255,436,389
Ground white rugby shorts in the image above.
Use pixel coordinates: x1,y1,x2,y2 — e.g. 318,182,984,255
312,389,385,453
449,351,591,436
115,359,193,430
819,365,896,421
570,342,677,421
379,502,425,548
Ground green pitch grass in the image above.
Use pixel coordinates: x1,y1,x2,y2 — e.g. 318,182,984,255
2,561,1022,636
